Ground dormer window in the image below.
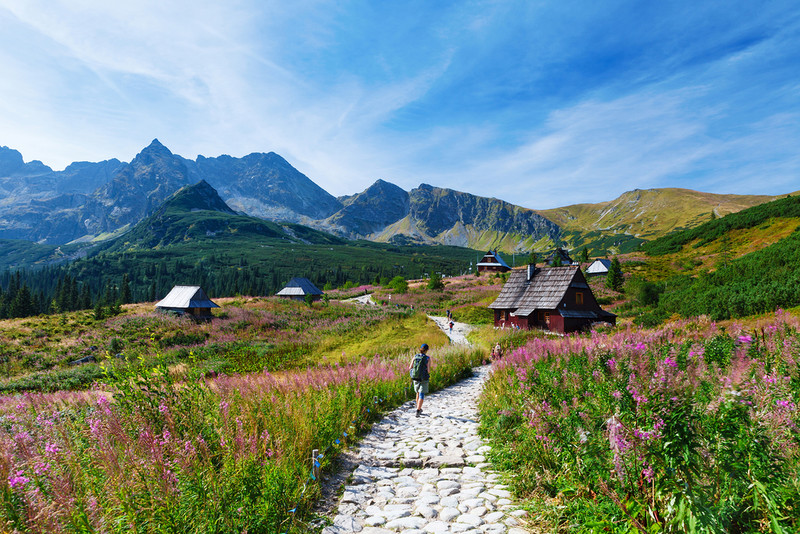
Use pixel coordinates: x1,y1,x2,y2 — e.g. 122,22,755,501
576,291,584,305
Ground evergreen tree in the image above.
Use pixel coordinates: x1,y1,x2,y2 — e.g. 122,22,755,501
10,284,35,318
80,286,92,310
606,257,624,292
121,274,132,304
580,247,590,263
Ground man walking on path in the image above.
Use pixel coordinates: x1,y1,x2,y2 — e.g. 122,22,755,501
409,343,430,417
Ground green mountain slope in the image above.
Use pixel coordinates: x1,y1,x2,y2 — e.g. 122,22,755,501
103,180,346,252
539,188,781,253
5,181,480,310
621,194,800,323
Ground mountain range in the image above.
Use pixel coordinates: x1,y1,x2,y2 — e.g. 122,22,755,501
0,140,790,253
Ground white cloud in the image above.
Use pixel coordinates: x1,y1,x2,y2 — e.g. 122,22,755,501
428,85,799,209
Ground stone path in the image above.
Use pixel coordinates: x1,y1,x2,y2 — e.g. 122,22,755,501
322,366,530,534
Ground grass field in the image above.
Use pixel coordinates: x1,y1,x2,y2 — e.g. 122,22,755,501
0,290,486,532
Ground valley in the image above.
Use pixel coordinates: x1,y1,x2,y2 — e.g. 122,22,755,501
1,142,799,533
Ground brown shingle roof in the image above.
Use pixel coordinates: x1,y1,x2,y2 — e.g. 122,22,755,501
488,266,581,316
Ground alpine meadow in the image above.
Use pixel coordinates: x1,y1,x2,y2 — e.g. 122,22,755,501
3,2,800,531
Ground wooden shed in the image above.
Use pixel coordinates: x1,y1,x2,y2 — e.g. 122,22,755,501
155,285,219,320
477,250,511,273
276,277,324,301
488,265,615,333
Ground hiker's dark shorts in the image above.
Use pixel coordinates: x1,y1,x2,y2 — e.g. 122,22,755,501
413,380,429,395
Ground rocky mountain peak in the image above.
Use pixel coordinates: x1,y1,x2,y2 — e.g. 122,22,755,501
0,146,52,175
0,146,26,175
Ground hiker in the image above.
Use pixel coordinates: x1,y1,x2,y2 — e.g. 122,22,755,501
446,309,451,320
449,321,454,333
409,343,430,417
494,343,502,359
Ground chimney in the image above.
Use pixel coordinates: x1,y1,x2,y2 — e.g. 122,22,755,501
527,263,535,281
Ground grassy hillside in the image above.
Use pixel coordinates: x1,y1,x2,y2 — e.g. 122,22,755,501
641,193,800,256
539,188,779,250
611,194,800,324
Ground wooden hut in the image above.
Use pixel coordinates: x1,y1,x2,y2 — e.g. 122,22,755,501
543,247,576,266
488,265,615,333
586,259,612,276
276,277,324,301
155,285,219,320
476,250,511,273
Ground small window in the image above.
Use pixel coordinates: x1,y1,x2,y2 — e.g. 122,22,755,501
576,292,584,305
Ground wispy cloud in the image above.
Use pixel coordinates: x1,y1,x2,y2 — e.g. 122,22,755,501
0,0,798,209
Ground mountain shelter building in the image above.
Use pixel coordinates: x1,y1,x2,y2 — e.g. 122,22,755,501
476,250,511,273
155,285,219,320
543,247,576,266
276,277,324,301
586,259,612,276
488,265,615,333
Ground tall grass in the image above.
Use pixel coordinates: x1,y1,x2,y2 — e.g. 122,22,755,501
480,310,800,532
0,344,484,532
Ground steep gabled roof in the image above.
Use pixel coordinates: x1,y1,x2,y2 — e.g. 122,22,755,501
276,277,323,297
488,269,531,310
544,248,574,265
586,259,612,274
155,286,219,309
477,250,511,269
489,265,582,316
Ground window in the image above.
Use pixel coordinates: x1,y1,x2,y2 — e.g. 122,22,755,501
576,292,584,305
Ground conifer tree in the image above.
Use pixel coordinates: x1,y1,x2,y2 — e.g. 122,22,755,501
121,274,132,304
10,284,35,318
606,257,624,292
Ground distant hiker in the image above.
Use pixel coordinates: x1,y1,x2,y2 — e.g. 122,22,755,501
446,309,451,320
409,343,430,417
494,343,502,359
449,321,454,333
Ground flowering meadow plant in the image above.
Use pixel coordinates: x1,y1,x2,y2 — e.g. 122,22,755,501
480,310,800,532
0,345,484,532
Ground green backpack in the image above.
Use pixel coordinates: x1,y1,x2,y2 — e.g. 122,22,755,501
410,353,428,381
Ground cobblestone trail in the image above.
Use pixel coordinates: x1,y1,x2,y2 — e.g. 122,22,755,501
323,366,530,534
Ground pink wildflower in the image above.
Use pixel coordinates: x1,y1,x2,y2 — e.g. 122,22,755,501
8,471,29,489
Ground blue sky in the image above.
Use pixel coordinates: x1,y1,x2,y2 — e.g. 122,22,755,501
1,0,798,209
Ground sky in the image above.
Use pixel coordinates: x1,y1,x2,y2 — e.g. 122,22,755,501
1,0,799,209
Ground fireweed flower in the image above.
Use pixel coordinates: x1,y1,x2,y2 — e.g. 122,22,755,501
642,465,655,483
8,471,29,490
33,462,50,475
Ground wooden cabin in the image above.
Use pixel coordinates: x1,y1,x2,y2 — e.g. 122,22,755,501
276,277,324,301
586,259,612,276
476,250,511,273
488,265,615,333
155,285,219,320
543,247,576,266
